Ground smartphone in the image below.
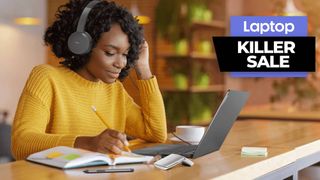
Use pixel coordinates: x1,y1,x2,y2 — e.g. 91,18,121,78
83,168,134,174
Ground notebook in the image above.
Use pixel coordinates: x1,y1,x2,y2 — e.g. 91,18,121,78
27,146,153,169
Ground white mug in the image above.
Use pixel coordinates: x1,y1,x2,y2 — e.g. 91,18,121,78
175,125,205,142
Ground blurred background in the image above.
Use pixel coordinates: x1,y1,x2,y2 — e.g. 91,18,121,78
0,0,320,165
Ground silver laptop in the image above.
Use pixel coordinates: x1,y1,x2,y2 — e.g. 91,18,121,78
133,90,249,159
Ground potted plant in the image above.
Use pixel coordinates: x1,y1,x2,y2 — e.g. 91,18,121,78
155,0,213,53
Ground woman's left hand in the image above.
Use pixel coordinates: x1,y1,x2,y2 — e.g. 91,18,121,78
134,41,152,80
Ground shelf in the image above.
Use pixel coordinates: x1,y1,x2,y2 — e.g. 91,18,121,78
161,85,224,93
191,20,226,29
239,104,320,121
158,52,216,61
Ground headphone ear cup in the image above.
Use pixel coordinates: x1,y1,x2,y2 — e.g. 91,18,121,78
68,31,92,55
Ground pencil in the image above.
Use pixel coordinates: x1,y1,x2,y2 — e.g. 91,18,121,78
124,146,131,153
91,105,110,128
91,106,131,153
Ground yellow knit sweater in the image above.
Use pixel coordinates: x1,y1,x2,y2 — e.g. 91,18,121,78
11,64,167,160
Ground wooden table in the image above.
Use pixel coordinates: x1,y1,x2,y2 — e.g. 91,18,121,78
1,119,320,180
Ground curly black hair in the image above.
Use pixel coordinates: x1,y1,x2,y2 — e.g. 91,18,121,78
44,0,144,80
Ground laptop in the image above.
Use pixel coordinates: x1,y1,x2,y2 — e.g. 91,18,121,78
133,90,249,159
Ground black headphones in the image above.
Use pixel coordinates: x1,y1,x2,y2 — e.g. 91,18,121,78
67,0,102,55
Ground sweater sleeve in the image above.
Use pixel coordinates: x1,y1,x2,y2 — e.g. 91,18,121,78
11,66,78,160
124,76,167,143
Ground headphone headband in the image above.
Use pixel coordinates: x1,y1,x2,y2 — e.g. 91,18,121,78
76,0,102,32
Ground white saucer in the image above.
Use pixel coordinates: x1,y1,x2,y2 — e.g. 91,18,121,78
169,137,200,145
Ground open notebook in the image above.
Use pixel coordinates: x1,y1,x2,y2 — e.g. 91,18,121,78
27,146,154,169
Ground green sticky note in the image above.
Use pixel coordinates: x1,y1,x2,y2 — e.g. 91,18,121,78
63,154,81,161
241,147,268,157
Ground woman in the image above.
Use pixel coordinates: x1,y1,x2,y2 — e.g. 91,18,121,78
11,0,167,160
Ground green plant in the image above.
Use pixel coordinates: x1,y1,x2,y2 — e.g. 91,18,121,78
189,93,218,124
164,92,219,125
163,93,189,123
174,39,189,55
192,63,209,88
173,73,188,90
155,0,212,43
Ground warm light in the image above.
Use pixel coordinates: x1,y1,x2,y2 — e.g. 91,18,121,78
283,0,305,16
131,2,150,25
136,15,151,24
14,17,40,26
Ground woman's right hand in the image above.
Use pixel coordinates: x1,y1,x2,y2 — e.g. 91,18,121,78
74,129,129,154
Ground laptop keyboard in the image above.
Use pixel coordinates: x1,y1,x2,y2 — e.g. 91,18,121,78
133,144,198,157
161,145,197,155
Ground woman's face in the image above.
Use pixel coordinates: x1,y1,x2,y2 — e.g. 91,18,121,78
77,23,130,84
